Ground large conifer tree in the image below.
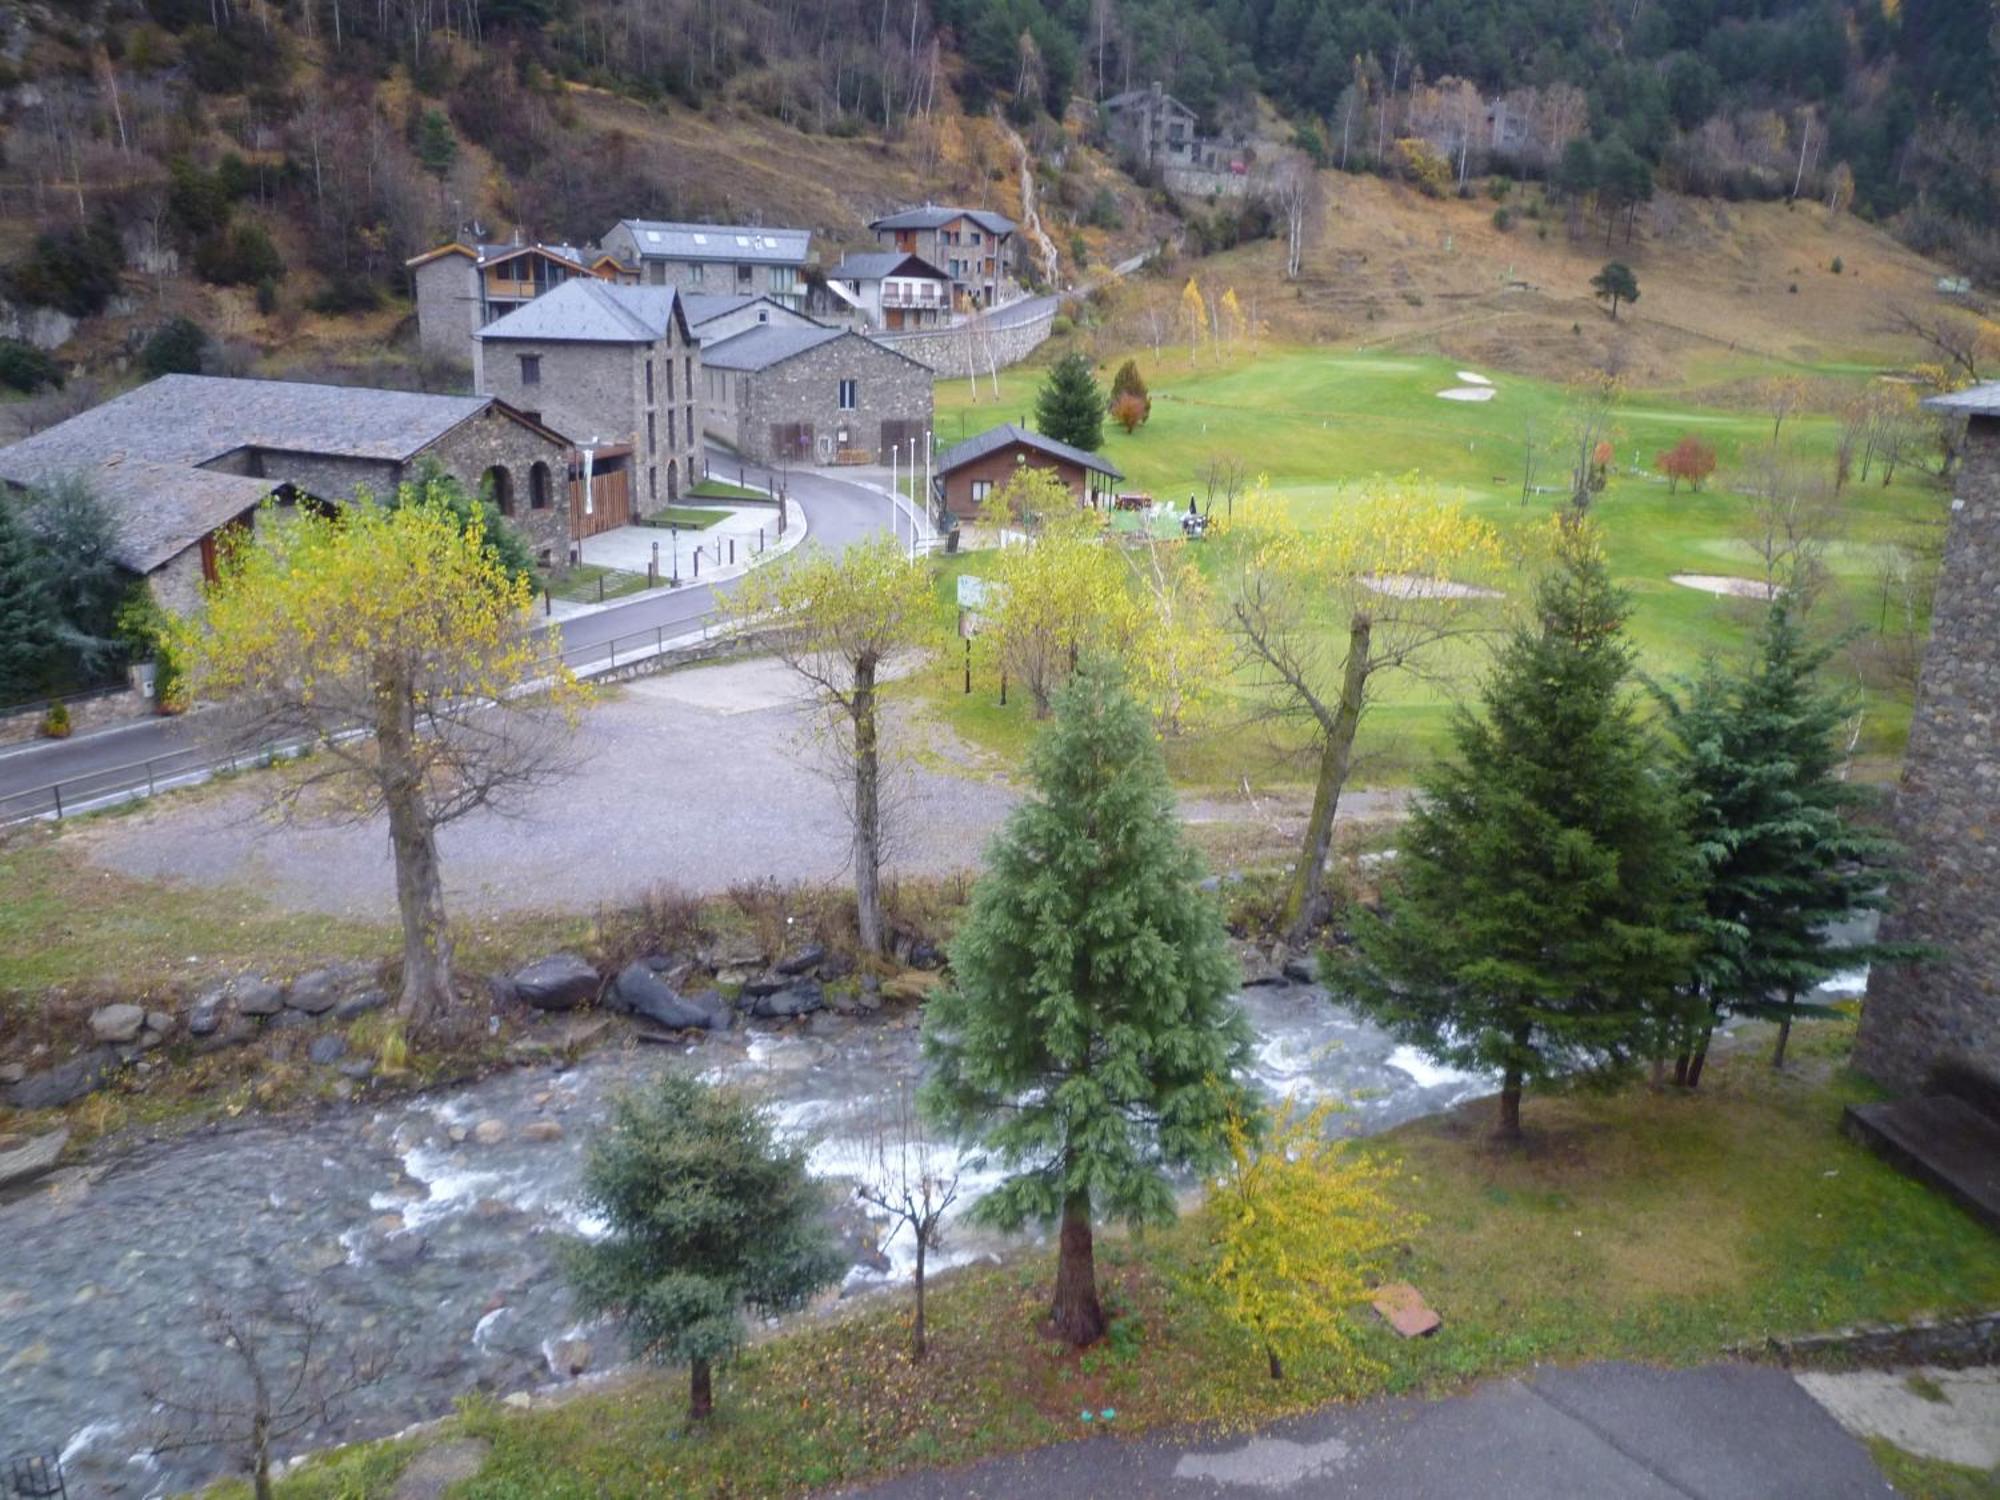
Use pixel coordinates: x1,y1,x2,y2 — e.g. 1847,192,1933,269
1345,519,1698,1140
1664,596,1905,1074
1033,350,1108,451
0,498,51,705
921,661,1253,1345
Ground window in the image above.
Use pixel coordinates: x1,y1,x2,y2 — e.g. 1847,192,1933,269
529,461,552,510
736,263,753,285
649,466,657,500
838,378,858,411
668,409,676,450
689,262,704,284
648,261,666,286
665,359,674,402
970,480,993,505
646,359,654,403
647,412,657,453
518,354,541,386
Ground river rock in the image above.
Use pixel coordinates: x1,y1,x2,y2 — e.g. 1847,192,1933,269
908,939,944,971
0,1063,23,1086
738,971,789,998
335,988,388,1022
286,969,340,1014
0,1129,67,1191
89,1004,146,1044
471,1119,509,1147
607,963,725,1030
819,950,856,982
1235,941,1284,987
307,1035,348,1066
232,978,285,1017
1282,955,1317,984
337,1058,377,1081
701,933,767,970
519,1120,564,1143
774,943,826,976
747,979,823,1019
548,1338,592,1377
5,1049,114,1110
188,988,226,1036
508,955,600,1011
193,1016,258,1055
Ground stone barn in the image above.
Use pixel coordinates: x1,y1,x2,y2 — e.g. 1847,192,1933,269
700,324,933,468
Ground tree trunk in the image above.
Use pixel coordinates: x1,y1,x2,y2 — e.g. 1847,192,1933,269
1673,1052,1691,1087
689,1356,713,1420
1687,1032,1712,1088
1772,1000,1793,1069
1497,1070,1523,1141
912,1232,928,1360
1281,614,1370,938
379,671,453,1024
1050,1190,1106,1346
852,654,885,957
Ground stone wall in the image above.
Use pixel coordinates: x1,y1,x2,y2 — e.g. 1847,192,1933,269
0,683,150,746
413,255,480,365
419,407,575,567
146,542,209,615
734,334,934,466
872,304,1054,378
1857,416,2000,1091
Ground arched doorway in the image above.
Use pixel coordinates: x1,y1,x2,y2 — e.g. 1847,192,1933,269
528,460,552,510
666,459,678,501
484,465,514,516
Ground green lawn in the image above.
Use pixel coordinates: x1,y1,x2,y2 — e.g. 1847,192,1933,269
928,346,1940,784
543,563,652,603
686,477,769,502
250,1029,2000,1500
641,503,736,529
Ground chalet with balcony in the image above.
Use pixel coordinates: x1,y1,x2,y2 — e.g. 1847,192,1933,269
407,240,624,367
599,220,812,313
868,206,1017,311
820,252,953,331
932,423,1123,522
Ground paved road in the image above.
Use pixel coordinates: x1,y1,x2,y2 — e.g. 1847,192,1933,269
845,1362,1892,1500
0,449,894,816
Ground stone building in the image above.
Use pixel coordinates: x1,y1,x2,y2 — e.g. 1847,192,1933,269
1857,384,2000,1094
821,252,954,331
599,220,812,312
931,422,1123,522
406,240,625,368
475,279,701,531
0,375,574,610
1103,81,1217,170
868,207,1017,311
701,324,932,467
683,292,820,345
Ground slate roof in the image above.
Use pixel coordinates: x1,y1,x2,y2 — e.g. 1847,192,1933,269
828,252,951,283
699,324,848,372
933,422,1124,481
1926,382,2000,417
405,240,593,272
616,219,811,266
868,205,1018,236
475,280,687,344
681,292,757,326
0,375,538,573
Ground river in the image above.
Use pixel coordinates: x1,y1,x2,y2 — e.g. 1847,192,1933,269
0,984,1492,1497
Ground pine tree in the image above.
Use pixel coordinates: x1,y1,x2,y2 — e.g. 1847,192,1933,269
921,660,1254,1345
562,1075,845,1420
1344,519,1698,1141
1664,596,1907,1075
0,497,51,705
1034,349,1107,451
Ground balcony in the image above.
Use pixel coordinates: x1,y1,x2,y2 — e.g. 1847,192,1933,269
881,284,947,310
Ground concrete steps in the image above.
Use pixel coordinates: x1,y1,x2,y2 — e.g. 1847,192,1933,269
1845,1094,2000,1233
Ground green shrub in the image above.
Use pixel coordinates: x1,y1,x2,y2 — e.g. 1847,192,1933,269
1050,314,1075,337
308,274,381,315
0,339,63,393
4,215,124,317
40,700,70,739
193,219,284,287
1492,207,1514,232
141,316,209,377
1829,256,1844,274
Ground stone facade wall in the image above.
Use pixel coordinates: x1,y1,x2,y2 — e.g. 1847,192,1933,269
418,407,575,566
0,684,150,745
147,542,209,615
413,255,480,365
1857,417,2000,1091
871,304,1054,378
479,335,701,519
241,449,401,505
732,334,934,466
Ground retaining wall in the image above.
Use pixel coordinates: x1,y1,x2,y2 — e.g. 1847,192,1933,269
871,304,1055,378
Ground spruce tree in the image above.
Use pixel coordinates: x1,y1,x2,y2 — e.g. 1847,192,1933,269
1664,596,1906,1074
0,497,51,705
562,1075,844,1420
921,660,1253,1345
1344,519,1698,1141
1033,349,1107,451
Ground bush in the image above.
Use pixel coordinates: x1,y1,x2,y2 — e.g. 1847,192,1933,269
255,275,279,315
1110,391,1148,434
192,219,284,287
40,700,70,739
1084,185,1123,231
141,317,209,377
1492,207,1514,232
0,339,63,393
5,215,125,317
1829,256,1844,274
308,274,382,315
1050,314,1075,338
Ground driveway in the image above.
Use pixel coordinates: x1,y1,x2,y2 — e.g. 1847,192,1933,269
844,1361,1894,1500
67,656,1017,919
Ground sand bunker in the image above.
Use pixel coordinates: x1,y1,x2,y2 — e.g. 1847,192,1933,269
1363,573,1504,600
1437,386,1497,402
1455,371,1493,385
1671,573,1778,599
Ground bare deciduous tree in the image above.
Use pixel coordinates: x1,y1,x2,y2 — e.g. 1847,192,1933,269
1738,447,1839,605
855,1081,961,1360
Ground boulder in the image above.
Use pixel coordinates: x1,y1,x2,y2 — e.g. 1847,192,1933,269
193,1017,258,1055
89,1004,146,1044
818,950,856,982
609,963,727,1030
0,1129,67,1191
548,1338,592,1377
774,943,826,977
307,1035,348,1066
286,969,340,1014
144,1010,174,1036
4,1050,114,1111
747,979,823,1020
508,955,600,1012
0,1064,23,1086
188,988,227,1036
334,988,389,1022
701,933,767,971
471,1119,509,1147
738,972,789,999
337,1058,377,1081
881,970,943,1006
907,939,944,971
520,1120,564,1143
1281,955,1317,985
232,978,285,1017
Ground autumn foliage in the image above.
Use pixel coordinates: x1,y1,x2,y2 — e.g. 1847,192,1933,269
1110,391,1149,433
1655,435,1718,493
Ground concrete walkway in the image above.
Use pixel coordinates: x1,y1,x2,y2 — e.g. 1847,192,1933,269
550,497,805,622
844,1362,1893,1499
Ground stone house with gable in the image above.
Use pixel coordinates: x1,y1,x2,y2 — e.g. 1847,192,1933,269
0,374,574,610
821,252,954,331
599,219,812,312
475,279,701,531
868,207,1018,311
406,239,626,368
701,323,932,467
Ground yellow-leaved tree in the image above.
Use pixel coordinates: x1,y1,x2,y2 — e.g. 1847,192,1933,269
1124,538,1229,736
1180,276,1208,362
987,508,1140,720
1201,1097,1418,1382
1220,479,1504,935
172,482,588,1025
723,536,936,956
1219,287,1246,348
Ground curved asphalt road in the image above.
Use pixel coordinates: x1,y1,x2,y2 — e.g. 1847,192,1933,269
0,448,893,818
